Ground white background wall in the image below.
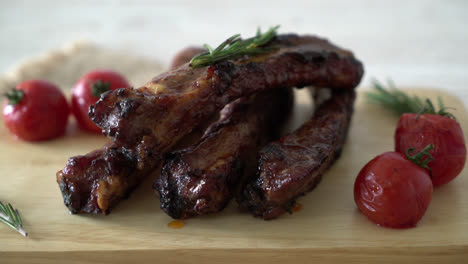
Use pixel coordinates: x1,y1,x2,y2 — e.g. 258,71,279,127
1,0,467,104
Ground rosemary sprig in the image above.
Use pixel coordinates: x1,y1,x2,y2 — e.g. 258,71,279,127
0,201,27,237
189,25,280,68
367,79,455,119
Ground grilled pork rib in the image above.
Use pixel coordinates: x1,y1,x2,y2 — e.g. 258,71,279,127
57,34,363,215
237,90,356,219
56,47,210,215
56,143,145,214
155,88,293,219
90,34,363,155
56,122,220,214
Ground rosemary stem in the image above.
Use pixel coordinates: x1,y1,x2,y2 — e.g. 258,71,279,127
0,211,27,237
189,25,280,69
366,79,456,119
0,202,28,237
0,211,25,236
18,227,28,237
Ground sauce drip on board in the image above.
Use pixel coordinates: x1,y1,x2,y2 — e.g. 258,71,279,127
292,203,303,213
168,220,185,229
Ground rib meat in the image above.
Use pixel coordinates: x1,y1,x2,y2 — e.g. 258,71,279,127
56,121,219,214
57,34,364,215
90,34,364,159
56,143,144,214
237,90,356,219
155,88,293,219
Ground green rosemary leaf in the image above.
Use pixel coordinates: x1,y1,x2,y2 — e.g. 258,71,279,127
366,79,455,119
0,201,27,237
189,25,280,69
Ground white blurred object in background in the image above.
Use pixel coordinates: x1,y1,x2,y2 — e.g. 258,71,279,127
0,0,467,104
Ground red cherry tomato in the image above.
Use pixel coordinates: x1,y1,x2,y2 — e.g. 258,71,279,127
354,151,433,228
71,70,130,133
395,113,466,187
2,80,70,141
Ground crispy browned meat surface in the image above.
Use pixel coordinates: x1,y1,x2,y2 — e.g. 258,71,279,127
90,34,364,156
57,34,363,215
56,125,218,214
56,143,147,214
237,90,356,220
56,47,209,214
155,88,293,219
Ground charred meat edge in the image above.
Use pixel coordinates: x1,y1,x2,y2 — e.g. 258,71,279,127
237,90,356,220
90,34,364,160
57,34,363,214
155,88,293,219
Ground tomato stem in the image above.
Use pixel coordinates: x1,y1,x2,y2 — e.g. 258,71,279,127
4,89,24,105
91,80,111,98
406,144,434,177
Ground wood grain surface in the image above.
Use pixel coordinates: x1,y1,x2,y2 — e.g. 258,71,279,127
0,88,467,263
0,41,467,263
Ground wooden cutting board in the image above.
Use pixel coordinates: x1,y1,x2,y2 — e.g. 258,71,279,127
0,44,467,263
0,88,467,264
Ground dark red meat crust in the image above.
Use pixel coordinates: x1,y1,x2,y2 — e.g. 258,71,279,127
155,88,293,219
90,34,363,154
237,90,356,219
56,143,148,214
57,34,364,215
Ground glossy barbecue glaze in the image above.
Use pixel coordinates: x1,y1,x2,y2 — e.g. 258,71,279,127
90,34,363,153
238,91,356,219
58,34,363,214
155,88,293,219
56,143,145,214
